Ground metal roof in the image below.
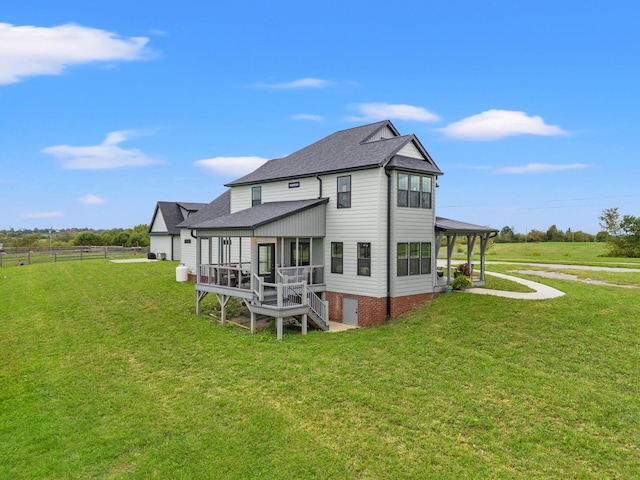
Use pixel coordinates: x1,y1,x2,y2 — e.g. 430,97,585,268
435,217,499,235
226,120,442,186
188,198,329,230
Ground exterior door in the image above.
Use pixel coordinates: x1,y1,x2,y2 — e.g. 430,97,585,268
258,243,275,283
343,298,358,326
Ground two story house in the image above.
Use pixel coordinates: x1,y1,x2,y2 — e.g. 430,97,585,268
177,120,497,337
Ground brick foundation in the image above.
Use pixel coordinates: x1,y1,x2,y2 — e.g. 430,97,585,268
326,291,435,327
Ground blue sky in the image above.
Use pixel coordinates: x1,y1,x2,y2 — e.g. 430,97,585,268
1,0,639,234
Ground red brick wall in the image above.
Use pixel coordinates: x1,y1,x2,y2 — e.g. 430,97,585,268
326,291,434,327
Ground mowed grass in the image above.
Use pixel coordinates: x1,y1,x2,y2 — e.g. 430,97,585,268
484,241,640,267
1,259,640,478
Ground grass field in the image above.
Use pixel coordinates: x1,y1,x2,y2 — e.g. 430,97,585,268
1,249,639,478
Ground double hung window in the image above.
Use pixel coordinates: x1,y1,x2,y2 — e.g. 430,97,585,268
331,242,343,274
397,173,432,209
357,242,371,276
252,186,262,206
397,242,432,276
337,176,351,208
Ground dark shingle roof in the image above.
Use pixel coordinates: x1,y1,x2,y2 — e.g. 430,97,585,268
436,217,499,235
188,198,328,230
150,201,207,235
177,190,231,228
226,120,442,186
386,155,443,175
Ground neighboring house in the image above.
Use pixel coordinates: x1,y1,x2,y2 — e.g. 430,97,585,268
177,120,497,337
148,201,206,260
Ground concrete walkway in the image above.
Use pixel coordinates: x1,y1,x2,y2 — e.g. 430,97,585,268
467,271,565,300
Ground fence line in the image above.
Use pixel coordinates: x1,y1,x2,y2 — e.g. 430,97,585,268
0,246,150,267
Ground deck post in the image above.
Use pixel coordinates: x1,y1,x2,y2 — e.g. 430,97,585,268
301,313,308,335
276,317,283,340
250,311,256,334
215,294,230,325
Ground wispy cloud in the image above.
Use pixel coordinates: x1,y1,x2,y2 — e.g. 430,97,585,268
80,194,106,205
493,163,589,174
437,109,567,141
254,78,332,89
194,156,269,177
292,113,324,121
42,130,162,170
23,211,63,219
347,103,439,122
0,22,153,85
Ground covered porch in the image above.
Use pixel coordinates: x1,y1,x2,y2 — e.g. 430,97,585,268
434,217,499,290
189,198,330,338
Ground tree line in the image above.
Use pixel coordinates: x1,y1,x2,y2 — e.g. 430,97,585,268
495,225,600,244
0,225,150,250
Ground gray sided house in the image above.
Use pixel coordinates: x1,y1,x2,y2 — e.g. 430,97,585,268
148,201,206,260
177,120,497,337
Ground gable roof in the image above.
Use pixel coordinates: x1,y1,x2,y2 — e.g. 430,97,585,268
226,120,443,186
187,198,329,230
149,201,207,235
435,217,499,235
177,189,231,229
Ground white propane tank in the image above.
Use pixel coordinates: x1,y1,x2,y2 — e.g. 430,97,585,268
176,263,189,282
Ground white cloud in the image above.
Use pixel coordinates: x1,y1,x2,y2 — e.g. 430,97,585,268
292,113,324,121
493,163,589,174
194,156,269,177
254,78,332,89
0,22,152,85
437,109,567,141
347,103,439,122
80,194,106,205
23,211,63,219
42,130,162,170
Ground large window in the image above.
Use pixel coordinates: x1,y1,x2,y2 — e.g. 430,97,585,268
252,186,262,206
331,242,343,274
397,242,432,276
397,173,432,209
357,242,371,276
337,176,351,208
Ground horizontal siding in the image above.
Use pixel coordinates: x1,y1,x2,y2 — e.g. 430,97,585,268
397,141,424,159
324,168,387,297
230,178,320,212
364,125,397,142
390,170,436,297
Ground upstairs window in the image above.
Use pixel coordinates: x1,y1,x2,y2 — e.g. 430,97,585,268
409,175,421,208
331,242,343,274
397,173,408,207
252,186,262,206
421,177,432,209
397,173,433,209
337,175,351,208
357,242,371,276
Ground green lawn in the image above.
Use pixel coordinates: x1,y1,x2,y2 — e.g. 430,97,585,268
483,241,640,267
1,259,639,478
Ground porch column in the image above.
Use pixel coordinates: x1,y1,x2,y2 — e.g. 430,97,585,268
196,234,202,284
479,233,490,281
467,234,477,277
446,234,457,284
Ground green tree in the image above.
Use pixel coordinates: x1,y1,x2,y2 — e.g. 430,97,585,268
73,232,101,246
526,229,546,243
599,208,640,257
546,225,565,242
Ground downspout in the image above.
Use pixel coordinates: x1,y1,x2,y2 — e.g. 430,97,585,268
316,175,322,198
385,168,392,319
